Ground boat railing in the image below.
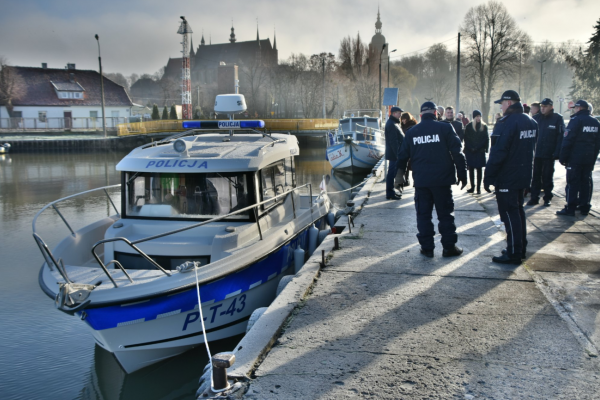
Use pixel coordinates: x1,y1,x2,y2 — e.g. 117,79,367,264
34,182,320,288
342,109,382,119
355,124,384,141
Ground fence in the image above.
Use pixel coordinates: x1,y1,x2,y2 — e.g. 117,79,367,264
0,117,129,131
117,118,340,136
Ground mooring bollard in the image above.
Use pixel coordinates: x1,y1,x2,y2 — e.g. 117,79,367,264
321,249,325,268
212,352,235,392
334,236,340,250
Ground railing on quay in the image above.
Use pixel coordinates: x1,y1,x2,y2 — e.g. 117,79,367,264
0,117,129,131
33,182,320,289
117,118,339,136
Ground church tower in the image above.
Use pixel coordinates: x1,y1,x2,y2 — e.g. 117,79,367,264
370,7,387,69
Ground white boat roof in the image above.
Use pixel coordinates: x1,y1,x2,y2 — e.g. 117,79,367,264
116,133,299,173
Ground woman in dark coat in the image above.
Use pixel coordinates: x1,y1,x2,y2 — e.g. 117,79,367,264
399,112,418,186
463,110,490,194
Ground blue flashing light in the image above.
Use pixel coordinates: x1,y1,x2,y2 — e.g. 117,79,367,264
240,120,265,129
182,120,265,130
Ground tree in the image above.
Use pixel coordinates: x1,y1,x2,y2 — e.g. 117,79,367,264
0,57,15,117
460,1,531,122
193,106,203,119
170,104,177,120
338,33,378,109
162,106,169,120
564,18,600,107
151,104,160,120
103,72,129,92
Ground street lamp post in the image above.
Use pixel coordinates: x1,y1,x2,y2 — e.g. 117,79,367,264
387,49,396,87
95,34,107,138
538,59,547,101
379,43,387,115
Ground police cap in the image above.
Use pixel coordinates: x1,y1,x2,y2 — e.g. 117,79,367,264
420,101,437,112
540,98,553,106
494,90,521,104
572,99,590,109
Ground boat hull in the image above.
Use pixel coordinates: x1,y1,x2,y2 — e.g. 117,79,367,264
78,225,314,373
327,142,384,173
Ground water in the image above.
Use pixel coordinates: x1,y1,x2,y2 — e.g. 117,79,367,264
0,137,368,400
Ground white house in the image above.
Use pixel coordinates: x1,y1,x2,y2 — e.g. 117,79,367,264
0,63,133,130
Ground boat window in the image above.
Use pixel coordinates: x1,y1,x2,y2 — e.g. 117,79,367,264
125,172,251,220
260,159,294,210
365,118,379,129
339,119,350,133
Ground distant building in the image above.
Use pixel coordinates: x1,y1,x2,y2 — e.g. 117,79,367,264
162,24,278,88
0,63,133,129
129,77,162,107
369,8,388,71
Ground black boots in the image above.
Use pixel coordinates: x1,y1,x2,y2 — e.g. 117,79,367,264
420,248,434,258
442,246,463,257
492,253,522,265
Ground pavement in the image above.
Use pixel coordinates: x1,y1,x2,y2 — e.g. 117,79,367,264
244,164,600,399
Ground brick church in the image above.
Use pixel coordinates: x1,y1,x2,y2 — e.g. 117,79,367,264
163,24,278,86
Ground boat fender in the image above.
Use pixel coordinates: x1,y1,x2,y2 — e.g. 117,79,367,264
176,260,201,273
327,212,335,228
246,307,268,334
317,228,331,246
335,210,346,220
276,275,295,297
294,248,305,274
308,224,319,257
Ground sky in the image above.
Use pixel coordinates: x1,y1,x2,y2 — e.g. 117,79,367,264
0,0,598,77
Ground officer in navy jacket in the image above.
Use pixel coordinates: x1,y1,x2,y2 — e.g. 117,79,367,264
384,107,405,200
557,99,600,216
527,98,565,206
484,90,537,265
397,101,467,258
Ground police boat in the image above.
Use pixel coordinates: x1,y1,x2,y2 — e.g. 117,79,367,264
34,94,332,373
326,109,385,173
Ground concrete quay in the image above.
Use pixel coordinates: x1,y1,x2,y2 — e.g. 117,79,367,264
243,170,600,399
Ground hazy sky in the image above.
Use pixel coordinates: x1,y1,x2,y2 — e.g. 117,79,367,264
0,0,598,76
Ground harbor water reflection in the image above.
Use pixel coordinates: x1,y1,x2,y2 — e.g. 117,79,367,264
0,136,370,400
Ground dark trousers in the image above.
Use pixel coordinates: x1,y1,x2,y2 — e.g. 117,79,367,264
414,186,457,250
530,158,555,202
386,159,399,197
496,189,527,256
468,167,482,190
566,164,594,212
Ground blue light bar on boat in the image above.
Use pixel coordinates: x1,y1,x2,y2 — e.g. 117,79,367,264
182,120,265,129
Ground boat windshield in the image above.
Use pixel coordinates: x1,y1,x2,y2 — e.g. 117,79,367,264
125,171,252,220
339,117,380,140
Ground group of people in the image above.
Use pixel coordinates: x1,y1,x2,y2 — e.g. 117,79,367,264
383,90,600,265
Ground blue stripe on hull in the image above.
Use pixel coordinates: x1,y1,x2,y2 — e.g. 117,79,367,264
83,225,317,331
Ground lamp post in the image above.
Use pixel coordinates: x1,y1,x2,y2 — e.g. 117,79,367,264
95,34,107,138
379,43,387,115
538,59,547,101
387,49,396,87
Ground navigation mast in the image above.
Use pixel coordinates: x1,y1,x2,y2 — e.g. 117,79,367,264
178,16,193,120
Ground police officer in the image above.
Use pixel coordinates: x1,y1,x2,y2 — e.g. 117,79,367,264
530,102,541,121
384,106,404,200
557,100,600,216
484,90,537,265
396,101,467,258
527,98,565,207
443,106,464,142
